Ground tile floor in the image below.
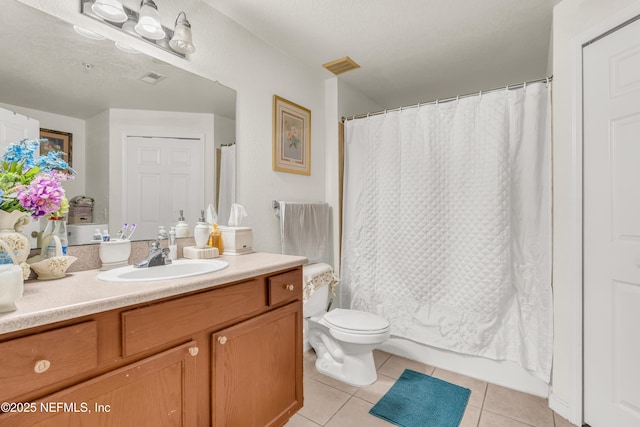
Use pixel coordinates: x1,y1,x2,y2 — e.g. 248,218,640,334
285,350,575,427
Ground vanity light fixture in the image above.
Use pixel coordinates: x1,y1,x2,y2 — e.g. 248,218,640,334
135,0,165,40
80,0,191,58
73,25,106,41
115,41,140,54
169,12,195,54
91,0,127,23
121,18,141,38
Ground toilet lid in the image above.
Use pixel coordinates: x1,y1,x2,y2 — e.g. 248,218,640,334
324,309,390,334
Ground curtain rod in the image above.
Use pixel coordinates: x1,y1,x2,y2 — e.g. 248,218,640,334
341,76,553,123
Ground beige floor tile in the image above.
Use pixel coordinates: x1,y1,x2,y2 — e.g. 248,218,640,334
554,412,576,427
479,410,532,426
303,350,359,394
298,378,351,425
325,397,392,427
303,350,318,377
377,354,435,379
483,384,553,427
310,371,359,395
432,367,488,408
373,349,391,369
460,405,482,427
353,373,395,404
284,413,322,427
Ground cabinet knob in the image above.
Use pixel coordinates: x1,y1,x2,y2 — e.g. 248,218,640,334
217,336,228,345
188,346,199,357
285,284,295,291
34,359,51,374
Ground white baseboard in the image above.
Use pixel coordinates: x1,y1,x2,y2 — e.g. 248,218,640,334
548,392,576,425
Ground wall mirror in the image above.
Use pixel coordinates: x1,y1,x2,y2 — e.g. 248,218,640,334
0,1,237,246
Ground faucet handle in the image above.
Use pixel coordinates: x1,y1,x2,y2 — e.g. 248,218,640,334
161,247,172,265
150,240,160,250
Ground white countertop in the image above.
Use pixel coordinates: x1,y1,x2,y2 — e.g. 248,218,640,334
0,252,307,335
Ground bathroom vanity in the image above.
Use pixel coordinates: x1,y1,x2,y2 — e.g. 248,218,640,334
0,253,305,426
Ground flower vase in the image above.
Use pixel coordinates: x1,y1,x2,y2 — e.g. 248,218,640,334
0,210,32,280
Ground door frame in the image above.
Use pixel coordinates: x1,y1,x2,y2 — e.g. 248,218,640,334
569,2,640,425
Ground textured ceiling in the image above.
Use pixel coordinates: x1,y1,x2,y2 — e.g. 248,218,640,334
1,1,235,120
204,0,561,109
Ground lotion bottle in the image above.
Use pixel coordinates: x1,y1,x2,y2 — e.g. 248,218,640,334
193,210,209,249
175,210,190,238
208,223,224,255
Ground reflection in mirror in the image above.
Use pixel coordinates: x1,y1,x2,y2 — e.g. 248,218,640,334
0,1,236,247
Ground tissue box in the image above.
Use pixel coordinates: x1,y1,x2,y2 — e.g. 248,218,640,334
219,226,253,255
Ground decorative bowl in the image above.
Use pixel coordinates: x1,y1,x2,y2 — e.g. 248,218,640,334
27,235,77,280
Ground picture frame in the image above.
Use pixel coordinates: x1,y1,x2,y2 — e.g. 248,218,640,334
273,95,311,175
40,128,73,167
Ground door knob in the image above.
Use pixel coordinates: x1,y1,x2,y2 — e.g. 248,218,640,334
217,336,227,345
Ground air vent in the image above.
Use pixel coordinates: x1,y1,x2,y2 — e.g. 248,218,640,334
139,72,166,85
323,56,360,76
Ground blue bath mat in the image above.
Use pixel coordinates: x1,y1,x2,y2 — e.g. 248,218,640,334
369,369,471,427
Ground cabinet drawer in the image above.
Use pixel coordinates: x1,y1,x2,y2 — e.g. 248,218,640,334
122,279,266,357
0,321,98,402
268,269,302,306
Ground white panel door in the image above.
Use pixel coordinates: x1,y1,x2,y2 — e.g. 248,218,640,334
125,136,204,241
0,107,40,247
583,17,640,427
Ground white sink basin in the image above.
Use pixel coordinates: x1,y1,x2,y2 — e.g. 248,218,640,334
97,259,229,282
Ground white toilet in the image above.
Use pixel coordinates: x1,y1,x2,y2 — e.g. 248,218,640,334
277,201,390,386
304,268,390,386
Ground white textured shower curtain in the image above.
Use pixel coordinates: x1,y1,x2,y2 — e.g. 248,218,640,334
341,83,552,381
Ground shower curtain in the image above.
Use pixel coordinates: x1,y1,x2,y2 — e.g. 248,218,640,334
341,82,552,382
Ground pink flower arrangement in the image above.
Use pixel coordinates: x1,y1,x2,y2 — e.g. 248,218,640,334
0,139,74,218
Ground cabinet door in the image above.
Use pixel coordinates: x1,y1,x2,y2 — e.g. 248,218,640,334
212,302,303,427
1,341,198,427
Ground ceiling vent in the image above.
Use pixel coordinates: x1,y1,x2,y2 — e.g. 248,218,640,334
323,56,360,76
139,71,166,85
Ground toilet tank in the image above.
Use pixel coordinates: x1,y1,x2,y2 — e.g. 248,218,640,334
303,278,330,318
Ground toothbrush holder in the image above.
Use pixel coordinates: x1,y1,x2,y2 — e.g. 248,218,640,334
99,239,132,270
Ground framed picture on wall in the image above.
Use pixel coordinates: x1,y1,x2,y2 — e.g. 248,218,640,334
273,95,311,175
39,128,73,167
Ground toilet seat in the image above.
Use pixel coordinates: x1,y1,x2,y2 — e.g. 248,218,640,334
323,308,390,335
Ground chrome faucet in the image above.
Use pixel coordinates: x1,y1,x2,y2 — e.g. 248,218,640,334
134,240,172,268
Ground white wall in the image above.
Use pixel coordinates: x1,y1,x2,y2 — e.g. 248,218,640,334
86,110,110,224
19,0,328,255
214,116,235,148
329,78,383,275
551,0,637,417
0,102,86,201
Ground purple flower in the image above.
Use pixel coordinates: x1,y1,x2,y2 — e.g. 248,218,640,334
16,173,65,218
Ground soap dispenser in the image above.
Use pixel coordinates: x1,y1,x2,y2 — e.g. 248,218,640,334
207,223,224,255
193,210,209,249
175,209,189,238
168,227,178,260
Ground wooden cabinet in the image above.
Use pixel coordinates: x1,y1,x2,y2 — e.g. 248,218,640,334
2,342,198,427
212,302,303,427
0,266,303,427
